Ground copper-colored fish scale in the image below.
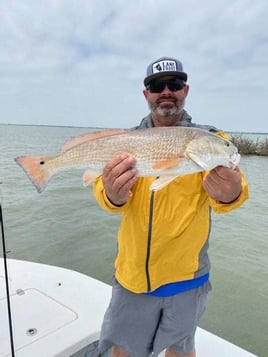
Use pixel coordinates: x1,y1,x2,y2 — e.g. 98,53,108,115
52,127,201,175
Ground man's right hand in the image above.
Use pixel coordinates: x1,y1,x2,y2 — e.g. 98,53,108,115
102,154,137,206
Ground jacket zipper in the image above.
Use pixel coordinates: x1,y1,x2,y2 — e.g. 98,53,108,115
145,189,155,292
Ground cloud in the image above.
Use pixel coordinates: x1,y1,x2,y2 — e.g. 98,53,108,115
0,0,267,132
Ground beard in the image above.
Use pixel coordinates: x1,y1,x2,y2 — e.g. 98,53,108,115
148,96,185,117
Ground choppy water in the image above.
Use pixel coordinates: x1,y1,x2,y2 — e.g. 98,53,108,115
0,124,267,356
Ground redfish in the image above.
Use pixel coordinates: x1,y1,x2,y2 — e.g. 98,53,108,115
14,127,240,193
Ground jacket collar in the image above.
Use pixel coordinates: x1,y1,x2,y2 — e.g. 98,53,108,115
136,110,193,129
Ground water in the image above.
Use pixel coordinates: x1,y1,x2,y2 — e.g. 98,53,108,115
1,124,267,356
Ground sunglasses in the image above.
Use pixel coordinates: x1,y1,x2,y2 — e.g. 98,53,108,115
146,78,185,93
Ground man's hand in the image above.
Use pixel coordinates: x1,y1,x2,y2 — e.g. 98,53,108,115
102,154,137,206
203,166,242,203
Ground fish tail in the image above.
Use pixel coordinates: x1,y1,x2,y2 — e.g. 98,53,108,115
14,155,53,193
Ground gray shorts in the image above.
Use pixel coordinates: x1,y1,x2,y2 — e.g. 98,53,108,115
98,278,211,357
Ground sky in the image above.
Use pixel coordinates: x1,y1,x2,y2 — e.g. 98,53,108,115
0,0,267,133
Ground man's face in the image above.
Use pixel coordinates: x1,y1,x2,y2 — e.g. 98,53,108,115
144,76,189,117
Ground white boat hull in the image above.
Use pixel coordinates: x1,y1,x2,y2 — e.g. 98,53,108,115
0,259,257,357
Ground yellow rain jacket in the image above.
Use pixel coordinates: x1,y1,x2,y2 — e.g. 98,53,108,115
93,113,249,293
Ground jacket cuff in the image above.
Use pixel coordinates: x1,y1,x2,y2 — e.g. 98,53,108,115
103,191,127,211
210,183,249,214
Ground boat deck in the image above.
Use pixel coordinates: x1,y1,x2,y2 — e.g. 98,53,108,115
0,259,257,357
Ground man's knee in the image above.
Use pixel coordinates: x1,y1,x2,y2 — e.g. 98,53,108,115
165,347,196,357
110,345,129,357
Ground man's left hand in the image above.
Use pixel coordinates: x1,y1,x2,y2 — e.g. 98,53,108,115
203,166,242,203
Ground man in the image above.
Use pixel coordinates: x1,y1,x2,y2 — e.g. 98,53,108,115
94,57,249,357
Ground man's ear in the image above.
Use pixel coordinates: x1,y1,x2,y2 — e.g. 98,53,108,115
183,84,190,96
143,88,149,99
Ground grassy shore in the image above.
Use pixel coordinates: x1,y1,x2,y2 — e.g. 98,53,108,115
230,135,268,156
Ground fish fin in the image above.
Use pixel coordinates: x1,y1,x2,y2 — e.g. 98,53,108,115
152,157,182,170
150,176,177,191
186,153,209,170
61,129,127,152
82,169,101,186
14,156,53,193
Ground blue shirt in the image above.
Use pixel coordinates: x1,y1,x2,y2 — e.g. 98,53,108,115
145,273,209,297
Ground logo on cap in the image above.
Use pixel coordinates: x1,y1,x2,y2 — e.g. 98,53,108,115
152,60,177,74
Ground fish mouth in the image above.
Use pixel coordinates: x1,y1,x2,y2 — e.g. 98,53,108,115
230,153,241,168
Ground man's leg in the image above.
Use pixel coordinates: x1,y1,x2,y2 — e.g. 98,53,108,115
98,279,163,357
165,347,196,357
110,345,129,357
109,346,196,357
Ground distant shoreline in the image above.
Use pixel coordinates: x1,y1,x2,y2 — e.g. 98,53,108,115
1,122,268,135
0,122,101,130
